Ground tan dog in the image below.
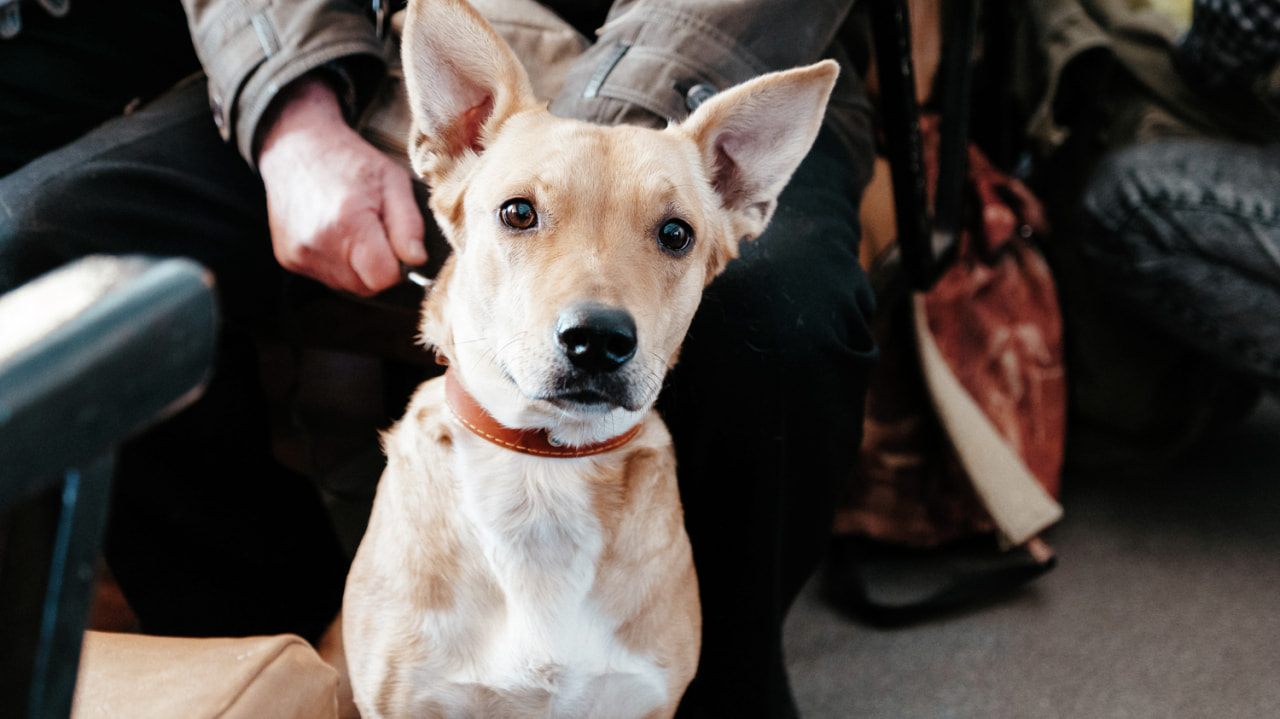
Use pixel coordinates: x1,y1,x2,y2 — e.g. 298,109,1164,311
337,0,837,716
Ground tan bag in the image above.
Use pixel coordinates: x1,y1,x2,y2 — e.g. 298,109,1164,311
71,632,338,719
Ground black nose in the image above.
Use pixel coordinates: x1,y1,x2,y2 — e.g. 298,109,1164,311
556,303,637,373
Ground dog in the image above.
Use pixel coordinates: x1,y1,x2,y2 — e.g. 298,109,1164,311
335,0,838,716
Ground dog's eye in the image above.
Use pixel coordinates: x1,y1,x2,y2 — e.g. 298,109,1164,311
499,199,537,230
657,219,694,254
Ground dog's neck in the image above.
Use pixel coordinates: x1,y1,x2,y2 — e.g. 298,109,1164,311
444,371,641,458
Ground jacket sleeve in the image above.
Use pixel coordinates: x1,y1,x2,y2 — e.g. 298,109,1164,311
181,0,386,165
548,0,873,172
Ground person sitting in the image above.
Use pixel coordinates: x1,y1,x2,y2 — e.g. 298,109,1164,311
0,2,877,716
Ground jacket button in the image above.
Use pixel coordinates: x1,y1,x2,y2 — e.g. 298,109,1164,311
211,95,225,129
685,83,718,112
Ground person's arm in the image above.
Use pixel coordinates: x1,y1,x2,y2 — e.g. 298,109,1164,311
181,0,425,295
547,0,873,184
256,73,426,296
181,0,384,164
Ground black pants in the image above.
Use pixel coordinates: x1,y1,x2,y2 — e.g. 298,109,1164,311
1,5,350,644
0,9,876,717
661,127,875,718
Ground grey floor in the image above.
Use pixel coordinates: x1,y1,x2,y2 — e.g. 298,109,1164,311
784,396,1280,719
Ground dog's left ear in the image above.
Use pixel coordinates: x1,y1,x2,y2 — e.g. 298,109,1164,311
677,60,838,254
400,0,541,184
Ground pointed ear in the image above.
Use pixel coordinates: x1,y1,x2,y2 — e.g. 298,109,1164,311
400,0,540,183
677,60,838,244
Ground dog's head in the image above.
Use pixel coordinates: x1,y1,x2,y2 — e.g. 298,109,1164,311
402,0,836,446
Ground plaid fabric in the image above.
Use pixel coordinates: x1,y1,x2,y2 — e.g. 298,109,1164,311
1178,0,1280,90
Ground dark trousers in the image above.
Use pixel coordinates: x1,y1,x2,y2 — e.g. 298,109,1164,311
1,10,875,717
1,7,351,644
1080,139,1280,393
662,127,875,718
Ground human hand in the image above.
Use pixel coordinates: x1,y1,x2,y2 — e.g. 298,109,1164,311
257,74,426,296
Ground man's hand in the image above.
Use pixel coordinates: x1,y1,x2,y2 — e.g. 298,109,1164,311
257,74,426,296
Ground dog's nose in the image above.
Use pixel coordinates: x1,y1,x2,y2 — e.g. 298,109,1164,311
556,303,637,373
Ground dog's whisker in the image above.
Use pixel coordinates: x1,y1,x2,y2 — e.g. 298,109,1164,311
450,336,498,347
493,334,528,365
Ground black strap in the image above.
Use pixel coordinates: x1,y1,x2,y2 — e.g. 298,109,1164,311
868,0,933,290
932,0,980,254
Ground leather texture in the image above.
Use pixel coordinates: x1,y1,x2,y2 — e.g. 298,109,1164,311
445,371,641,458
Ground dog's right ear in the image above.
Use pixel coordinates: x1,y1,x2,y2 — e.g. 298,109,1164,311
401,0,540,184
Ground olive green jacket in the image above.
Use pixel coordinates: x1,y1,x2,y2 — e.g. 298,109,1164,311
181,0,873,176
1024,0,1280,155
181,0,382,164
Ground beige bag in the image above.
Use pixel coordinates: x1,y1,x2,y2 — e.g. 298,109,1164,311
71,631,338,719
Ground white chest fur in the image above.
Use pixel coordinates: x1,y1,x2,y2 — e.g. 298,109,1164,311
343,376,696,719
404,435,667,718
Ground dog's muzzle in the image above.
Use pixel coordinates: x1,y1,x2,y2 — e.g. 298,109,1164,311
548,302,641,409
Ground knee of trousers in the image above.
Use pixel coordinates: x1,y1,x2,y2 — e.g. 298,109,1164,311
669,222,877,464
0,165,80,292
1076,143,1191,281
1079,139,1280,275
689,245,875,388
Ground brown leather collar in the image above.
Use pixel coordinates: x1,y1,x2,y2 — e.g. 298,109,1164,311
444,371,641,458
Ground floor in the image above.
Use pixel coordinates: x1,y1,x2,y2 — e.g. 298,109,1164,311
783,396,1280,718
